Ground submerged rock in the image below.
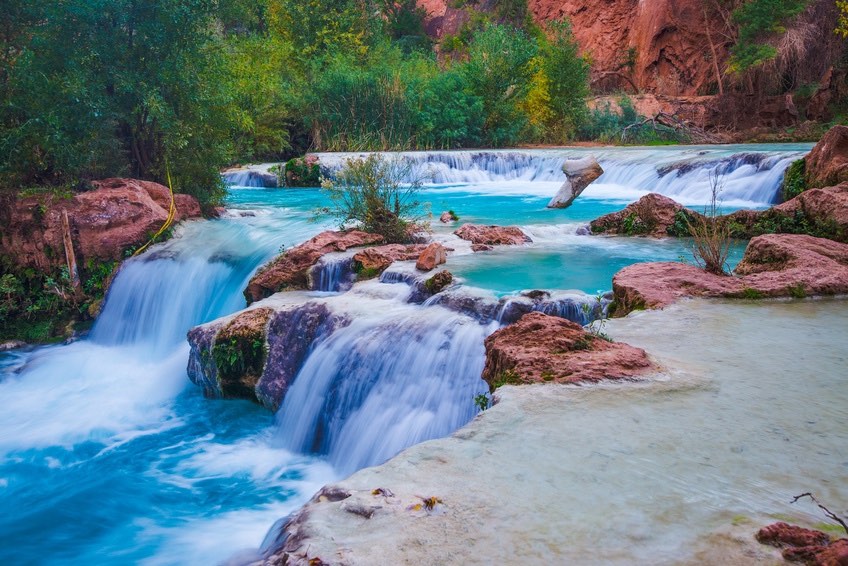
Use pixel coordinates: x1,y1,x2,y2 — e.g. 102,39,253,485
611,234,848,316
547,156,604,209
590,193,700,237
454,224,531,248
245,230,384,302
481,312,654,388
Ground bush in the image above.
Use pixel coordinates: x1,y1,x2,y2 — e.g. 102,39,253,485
688,172,732,275
322,154,422,243
285,156,321,187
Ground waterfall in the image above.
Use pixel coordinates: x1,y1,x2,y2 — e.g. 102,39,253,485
311,145,810,205
309,255,355,293
273,291,496,475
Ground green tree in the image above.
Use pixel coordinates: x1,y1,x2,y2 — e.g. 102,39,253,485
462,23,537,146
729,0,809,72
538,20,590,141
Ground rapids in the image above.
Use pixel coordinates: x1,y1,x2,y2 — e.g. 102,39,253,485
1,143,826,564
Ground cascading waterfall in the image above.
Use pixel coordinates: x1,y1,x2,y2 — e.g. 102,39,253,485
216,145,809,206
274,292,496,475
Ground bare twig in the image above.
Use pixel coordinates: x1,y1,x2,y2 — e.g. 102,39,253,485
792,492,848,536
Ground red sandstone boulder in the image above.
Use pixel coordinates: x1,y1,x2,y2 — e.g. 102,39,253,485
0,178,202,271
756,522,848,565
590,193,699,237
773,184,848,235
352,243,430,273
481,312,654,388
415,243,447,271
245,230,383,302
805,125,848,188
454,224,531,248
611,234,848,316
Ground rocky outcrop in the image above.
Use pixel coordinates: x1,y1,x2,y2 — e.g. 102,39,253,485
187,300,348,411
439,211,457,223
756,522,848,565
352,243,430,274
415,243,447,271
245,230,384,303
0,178,201,271
805,125,848,189
611,234,848,316
547,156,603,209
590,193,698,237
481,312,654,388
454,224,531,250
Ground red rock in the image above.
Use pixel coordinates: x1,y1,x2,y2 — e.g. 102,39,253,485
353,244,429,273
481,312,654,388
773,184,848,235
590,193,699,237
611,234,848,316
756,522,848,566
805,126,848,188
0,178,202,271
454,224,531,248
756,522,831,549
415,243,447,271
471,244,493,252
245,230,383,302
439,211,455,223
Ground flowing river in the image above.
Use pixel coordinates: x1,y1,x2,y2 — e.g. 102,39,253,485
4,143,842,565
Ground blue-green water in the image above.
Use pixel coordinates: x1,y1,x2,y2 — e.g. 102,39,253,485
0,145,806,564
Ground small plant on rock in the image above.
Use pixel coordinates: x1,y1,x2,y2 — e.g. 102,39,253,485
321,154,423,243
687,170,732,276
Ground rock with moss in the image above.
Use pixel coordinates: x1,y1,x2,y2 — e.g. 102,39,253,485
481,312,654,389
590,193,701,237
284,155,321,187
610,234,848,316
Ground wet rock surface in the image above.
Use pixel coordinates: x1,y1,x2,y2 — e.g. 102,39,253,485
611,234,848,316
454,224,531,248
352,244,429,274
590,193,698,237
245,230,384,303
481,312,654,387
756,522,848,565
415,242,447,271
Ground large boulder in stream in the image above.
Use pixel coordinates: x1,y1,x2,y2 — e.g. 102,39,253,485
187,300,349,411
481,312,654,388
610,234,848,316
547,156,604,209
454,224,531,251
590,193,700,237
0,178,201,271
245,230,384,303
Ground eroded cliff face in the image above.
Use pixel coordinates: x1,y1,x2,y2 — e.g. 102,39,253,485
420,0,844,99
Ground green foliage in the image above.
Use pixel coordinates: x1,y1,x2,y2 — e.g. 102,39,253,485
746,208,843,242
0,255,118,342
212,335,267,381
781,159,807,202
322,154,422,243
284,156,321,187
740,287,765,299
473,393,491,412
492,368,522,389
667,209,698,237
729,0,810,72
463,24,537,146
787,283,807,299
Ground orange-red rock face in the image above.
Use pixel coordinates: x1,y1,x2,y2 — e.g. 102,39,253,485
0,178,201,271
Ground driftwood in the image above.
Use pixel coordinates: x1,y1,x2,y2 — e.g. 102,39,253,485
620,112,722,144
792,492,848,536
61,210,82,296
